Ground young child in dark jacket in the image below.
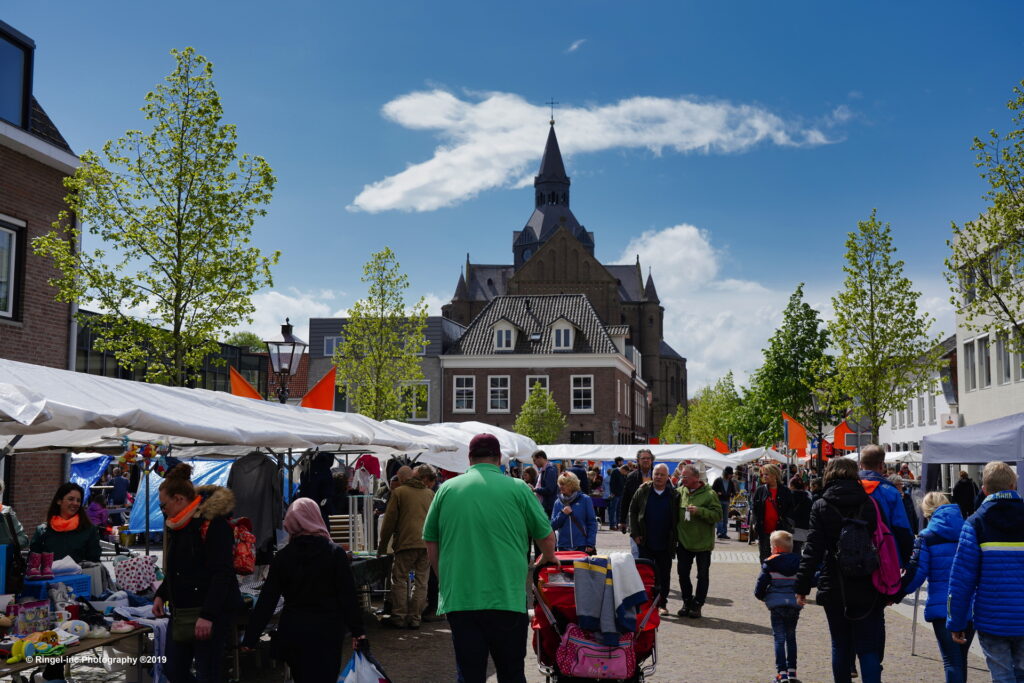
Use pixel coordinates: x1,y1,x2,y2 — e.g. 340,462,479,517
754,530,802,683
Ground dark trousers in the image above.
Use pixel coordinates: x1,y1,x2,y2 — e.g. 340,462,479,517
447,610,528,683
638,546,673,608
675,547,711,607
758,533,772,562
770,608,800,673
931,618,974,683
165,618,229,683
607,496,620,528
823,602,885,683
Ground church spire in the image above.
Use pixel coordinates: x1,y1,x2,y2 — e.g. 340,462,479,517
534,123,570,208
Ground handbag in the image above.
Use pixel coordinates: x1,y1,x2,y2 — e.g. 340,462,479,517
171,606,203,642
556,624,636,680
4,513,26,593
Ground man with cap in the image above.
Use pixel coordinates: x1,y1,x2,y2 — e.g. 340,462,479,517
424,433,557,683
711,466,738,540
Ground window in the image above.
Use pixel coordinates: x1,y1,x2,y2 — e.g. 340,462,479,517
323,335,343,357
553,328,572,350
0,224,15,318
402,381,429,421
526,375,549,396
917,396,925,426
0,30,31,129
928,392,937,424
454,376,475,412
965,340,977,391
897,408,904,429
979,336,991,388
494,329,512,350
488,376,510,412
616,379,621,413
962,268,976,304
997,335,1012,384
571,375,593,413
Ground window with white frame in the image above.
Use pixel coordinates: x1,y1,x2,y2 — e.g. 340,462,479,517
494,329,513,351
965,340,977,391
489,376,510,412
897,407,904,429
616,379,621,413
526,375,549,397
553,327,573,350
906,399,913,427
454,376,475,412
571,375,593,412
997,335,1012,384
979,336,991,388
0,223,16,318
917,395,925,426
928,392,937,424
323,335,343,357
402,381,429,421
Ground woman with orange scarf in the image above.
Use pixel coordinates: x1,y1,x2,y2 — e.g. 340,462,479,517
29,482,101,571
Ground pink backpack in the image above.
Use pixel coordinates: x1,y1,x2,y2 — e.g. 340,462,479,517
867,497,902,597
556,624,635,680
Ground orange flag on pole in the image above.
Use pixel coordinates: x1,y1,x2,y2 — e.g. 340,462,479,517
781,411,808,458
300,367,336,411
833,420,853,452
229,367,263,400
713,438,730,454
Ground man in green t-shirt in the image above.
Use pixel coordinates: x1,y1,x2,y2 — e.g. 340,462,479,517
423,433,556,683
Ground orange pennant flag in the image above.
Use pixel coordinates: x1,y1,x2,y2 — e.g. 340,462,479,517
713,438,730,454
300,367,336,411
229,366,263,400
781,411,808,458
833,420,853,452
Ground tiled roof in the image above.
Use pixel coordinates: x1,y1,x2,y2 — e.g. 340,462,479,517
606,325,630,336
30,98,73,154
447,294,617,356
660,341,684,361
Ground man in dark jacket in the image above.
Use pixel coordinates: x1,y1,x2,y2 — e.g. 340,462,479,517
629,463,679,613
533,450,559,516
620,449,656,537
569,461,591,495
607,457,625,527
952,470,980,519
711,466,738,539
859,445,914,566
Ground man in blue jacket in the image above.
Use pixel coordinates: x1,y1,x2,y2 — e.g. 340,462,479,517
947,461,1024,683
532,450,559,517
859,445,914,566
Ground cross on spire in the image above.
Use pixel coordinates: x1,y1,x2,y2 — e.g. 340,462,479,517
545,98,559,125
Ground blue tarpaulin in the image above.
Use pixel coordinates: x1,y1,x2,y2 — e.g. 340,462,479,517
128,459,232,533
70,454,112,503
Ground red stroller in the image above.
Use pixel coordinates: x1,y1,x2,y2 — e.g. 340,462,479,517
532,551,660,682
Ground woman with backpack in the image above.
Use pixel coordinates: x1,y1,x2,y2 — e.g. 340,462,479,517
153,464,242,683
752,464,794,561
794,457,885,683
900,492,973,683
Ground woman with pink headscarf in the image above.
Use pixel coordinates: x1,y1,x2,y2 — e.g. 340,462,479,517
243,498,367,682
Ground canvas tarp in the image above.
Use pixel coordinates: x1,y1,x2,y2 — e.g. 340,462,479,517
727,447,787,466
922,412,1024,494
515,443,736,470
70,453,112,502
127,459,233,533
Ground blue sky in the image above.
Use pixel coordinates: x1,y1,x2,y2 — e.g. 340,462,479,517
7,1,1023,389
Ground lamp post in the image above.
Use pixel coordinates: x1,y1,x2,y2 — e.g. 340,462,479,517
264,318,308,403
810,392,826,477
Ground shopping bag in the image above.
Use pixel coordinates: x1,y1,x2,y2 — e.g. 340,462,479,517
339,651,393,683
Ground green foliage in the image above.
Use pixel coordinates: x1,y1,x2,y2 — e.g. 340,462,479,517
514,381,567,445
732,382,778,447
945,79,1024,353
32,47,278,386
687,372,741,447
822,210,942,441
658,403,690,444
333,247,428,421
224,330,264,352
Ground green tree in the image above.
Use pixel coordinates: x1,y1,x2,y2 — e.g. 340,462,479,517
822,210,942,441
732,381,778,447
688,372,741,447
33,48,277,386
224,331,264,352
945,80,1024,353
513,382,567,445
333,247,428,421
658,402,690,444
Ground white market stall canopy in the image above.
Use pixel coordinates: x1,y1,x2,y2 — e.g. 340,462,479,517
885,450,922,464
0,358,457,453
922,412,1024,494
387,420,538,471
518,443,736,470
727,447,787,466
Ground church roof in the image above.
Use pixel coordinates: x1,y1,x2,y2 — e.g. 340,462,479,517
605,265,645,302
536,124,569,186
448,294,617,356
465,264,513,301
659,340,685,361
524,205,592,245
644,273,661,303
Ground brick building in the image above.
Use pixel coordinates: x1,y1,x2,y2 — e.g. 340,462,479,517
0,21,79,528
442,124,686,439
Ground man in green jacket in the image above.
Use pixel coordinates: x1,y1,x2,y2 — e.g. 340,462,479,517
676,465,721,618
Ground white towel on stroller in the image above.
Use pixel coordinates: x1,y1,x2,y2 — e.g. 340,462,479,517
610,551,647,631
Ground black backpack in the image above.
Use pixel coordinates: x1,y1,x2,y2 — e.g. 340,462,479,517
828,501,879,578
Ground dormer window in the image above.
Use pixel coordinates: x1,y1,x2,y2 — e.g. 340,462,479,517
0,24,34,129
554,327,573,350
495,328,513,350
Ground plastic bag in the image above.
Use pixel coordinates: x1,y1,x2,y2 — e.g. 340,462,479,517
339,651,392,683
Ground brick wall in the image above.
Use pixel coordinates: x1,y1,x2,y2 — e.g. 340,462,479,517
7,452,65,532
0,144,72,369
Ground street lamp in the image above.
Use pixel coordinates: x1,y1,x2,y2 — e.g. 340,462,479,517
810,392,826,476
264,318,308,403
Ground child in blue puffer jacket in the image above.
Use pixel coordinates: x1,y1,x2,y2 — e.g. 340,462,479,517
550,472,597,553
902,492,972,683
755,530,802,683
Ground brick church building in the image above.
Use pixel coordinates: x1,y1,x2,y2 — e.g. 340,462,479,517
441,123,686,442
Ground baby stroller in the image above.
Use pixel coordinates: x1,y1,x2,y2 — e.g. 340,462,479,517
532,551,660,682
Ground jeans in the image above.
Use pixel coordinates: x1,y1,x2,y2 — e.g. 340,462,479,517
165,617,229,683
447,610,529,683
717,500,729,537
978,632,1024,683
638,546,673,608
823,601,885,683
607,495,620,528
770,608,800,673
931,618,974,683
676,547,711,607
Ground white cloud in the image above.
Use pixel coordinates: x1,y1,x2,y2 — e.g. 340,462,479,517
848,90,864,100
565,39,586,53
234,288,343,342
349,90,835,213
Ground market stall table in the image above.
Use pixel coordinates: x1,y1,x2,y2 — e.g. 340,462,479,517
350,555,391,588
0,625,152,682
